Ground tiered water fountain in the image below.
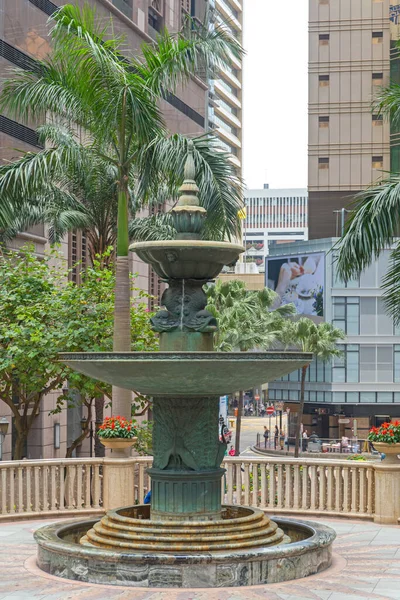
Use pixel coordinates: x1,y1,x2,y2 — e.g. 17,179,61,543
35,147,336,588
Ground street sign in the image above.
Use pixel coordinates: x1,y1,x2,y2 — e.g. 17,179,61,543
275,401,284,412
255,395,260,401
266,406,274,415
338,418,350,424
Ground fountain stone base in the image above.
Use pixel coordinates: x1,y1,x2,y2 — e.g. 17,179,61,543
35,507,336,588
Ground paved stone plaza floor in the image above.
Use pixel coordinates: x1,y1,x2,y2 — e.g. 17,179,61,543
0,516,399,600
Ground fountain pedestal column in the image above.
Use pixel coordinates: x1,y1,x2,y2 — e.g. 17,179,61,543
149,394,226,521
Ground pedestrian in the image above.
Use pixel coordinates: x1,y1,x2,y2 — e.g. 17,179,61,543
263,426,269,448
302,429,308,452
274,425,279,449
260,403,265,417
279,429,285,450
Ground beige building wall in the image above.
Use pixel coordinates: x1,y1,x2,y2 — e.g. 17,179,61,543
308,0,391,238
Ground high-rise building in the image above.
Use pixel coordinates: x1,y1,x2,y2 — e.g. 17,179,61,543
208,0,243,174
308,0,397,239
242,187,308,272
0,0,209,460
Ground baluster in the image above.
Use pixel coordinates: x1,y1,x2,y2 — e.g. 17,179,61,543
268,463,276,509
221,470,225,504
351,467,358,513
301,465,308,509
284,464,292,509
76,465,83,510
367,467,374,515
34,466,40,512
26,467,32,513
92,465,101,509
138,463,145,502
252,463,259,507
243,463,250,506
1,470,7,514
235,463,242,505
310,465,317,511
226,462,233,504
293,464,300,509
326,466,334,511
318,465,326,511
342,467,350,513
260,463,267,508
59,465,65,510
8,467,15,514
42,466,49,512
359,468,366,514
84,465,91,509
335,466,342,513
66,465,76,509
17,467,23,513
50,466,57,511
276,464,283,508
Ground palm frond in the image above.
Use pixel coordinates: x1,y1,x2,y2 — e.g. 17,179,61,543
334,175,400,281
129,213,176,242
381,243,400,325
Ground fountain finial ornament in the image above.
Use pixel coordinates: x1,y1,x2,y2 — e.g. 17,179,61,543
172,140,206,239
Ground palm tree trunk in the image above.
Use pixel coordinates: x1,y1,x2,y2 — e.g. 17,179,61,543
234,390,244,456
113,184,132,420
294,365,308,459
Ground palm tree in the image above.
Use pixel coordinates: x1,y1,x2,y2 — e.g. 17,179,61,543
334,71,400,323
282,319,345,458
206,280,295,455
0,3,243,418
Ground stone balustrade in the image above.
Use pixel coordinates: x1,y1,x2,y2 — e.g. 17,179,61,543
0,455,398,524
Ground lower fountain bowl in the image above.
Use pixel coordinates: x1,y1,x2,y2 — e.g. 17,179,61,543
35,505,336,588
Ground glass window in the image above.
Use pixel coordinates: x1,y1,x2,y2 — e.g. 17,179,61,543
360,346,376,382
333,297,360,334
377,299,393,335
377,392,393,403
360,298,376,334
333,392,345,404
372,32,383,44
347,347,360,383
289,390,299,401
377,345,393,382
372,156,384,169
309,391,317,402
318,157,329,169
394,392,400,403
309,360,317,382
346,392,359,404
325,391,332,403
289,369,299,382
360,392,376,403
317,358,325,382
319,115,330,127
395,345,400,383
319,75,330,88
317,391,325,403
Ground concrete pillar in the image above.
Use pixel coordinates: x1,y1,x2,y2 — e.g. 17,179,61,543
373,463,400,524
102,458,135,510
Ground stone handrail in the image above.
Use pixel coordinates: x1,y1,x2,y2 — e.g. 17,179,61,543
0,455,398,524
222,456,375,519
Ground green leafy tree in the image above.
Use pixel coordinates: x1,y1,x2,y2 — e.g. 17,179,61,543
0,246,157,459
282,319,345,458
0,3,243,419
206,280,295,455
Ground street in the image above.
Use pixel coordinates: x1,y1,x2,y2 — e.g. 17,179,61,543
228,415,288,455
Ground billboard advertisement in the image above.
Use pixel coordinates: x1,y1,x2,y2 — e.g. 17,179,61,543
266,252,325,317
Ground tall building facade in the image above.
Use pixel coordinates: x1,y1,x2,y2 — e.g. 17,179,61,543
0,0,209,460
208,0,243,174
242,187,308,272
308,0,395,239
267,238,400,442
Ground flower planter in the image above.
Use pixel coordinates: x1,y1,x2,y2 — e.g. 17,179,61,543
373,442,400,464
99,437,137,450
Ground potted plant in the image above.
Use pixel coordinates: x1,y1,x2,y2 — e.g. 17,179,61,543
97,416,138,450
368,421,400,463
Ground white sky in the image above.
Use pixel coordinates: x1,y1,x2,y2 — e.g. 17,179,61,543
242,1,308,190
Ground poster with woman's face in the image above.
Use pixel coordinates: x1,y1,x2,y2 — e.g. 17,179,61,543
266,252,325,317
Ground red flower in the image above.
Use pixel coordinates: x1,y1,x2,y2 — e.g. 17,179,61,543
111,422,115,429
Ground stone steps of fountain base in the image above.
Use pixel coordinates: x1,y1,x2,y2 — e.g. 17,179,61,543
80,505,288,552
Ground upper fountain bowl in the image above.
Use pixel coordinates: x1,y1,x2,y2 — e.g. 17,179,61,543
59,351,312,396
130,240,244,280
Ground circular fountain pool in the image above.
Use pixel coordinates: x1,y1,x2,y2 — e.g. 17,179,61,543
35,505,335,588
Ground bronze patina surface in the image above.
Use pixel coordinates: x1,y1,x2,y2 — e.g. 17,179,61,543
59,351,312,396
